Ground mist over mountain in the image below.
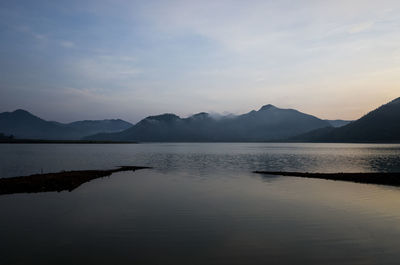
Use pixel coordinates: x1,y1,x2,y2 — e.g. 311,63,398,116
0,109,132,140
86,104,330,142
292,97,400,142
325,119,352,128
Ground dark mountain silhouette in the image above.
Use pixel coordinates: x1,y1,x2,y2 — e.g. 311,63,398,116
0,133,14,140
66,119,133,135
86,104,330,142
292,97,400,142
0,109,132,140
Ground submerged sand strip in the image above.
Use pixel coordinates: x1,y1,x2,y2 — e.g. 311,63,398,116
253,171,400,187
0,166,150,195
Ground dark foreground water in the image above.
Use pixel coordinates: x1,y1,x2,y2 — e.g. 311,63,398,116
1,143,400,265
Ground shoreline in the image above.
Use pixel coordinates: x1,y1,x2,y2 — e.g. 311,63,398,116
0,139,138,144
0,166,151,195
254,171,400,187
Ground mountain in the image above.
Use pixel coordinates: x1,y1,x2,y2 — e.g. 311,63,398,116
86,104,331,142
325,119,352,128
292,97,400,142
67,119,133,135
0,109,132,140
0,109,70,139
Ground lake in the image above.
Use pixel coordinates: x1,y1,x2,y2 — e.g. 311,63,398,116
1,143,400,265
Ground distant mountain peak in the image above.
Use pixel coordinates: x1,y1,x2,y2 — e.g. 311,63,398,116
10,109,42,120
13,109,31,115
145,113,180,122
193,112,209,116
190,112,210,119
259,104,277,111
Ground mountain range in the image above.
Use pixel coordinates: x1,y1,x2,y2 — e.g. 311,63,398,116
0,109,132,140
86,104,333,142
1,97,398,142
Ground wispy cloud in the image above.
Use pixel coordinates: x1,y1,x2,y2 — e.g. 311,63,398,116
71,55,142,82
347,21,375,34
60,40,75,48
16,25,47,41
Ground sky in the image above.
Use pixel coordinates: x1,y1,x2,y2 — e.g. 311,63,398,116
0,0,399,123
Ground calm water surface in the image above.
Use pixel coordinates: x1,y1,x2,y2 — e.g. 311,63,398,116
1,143,400,264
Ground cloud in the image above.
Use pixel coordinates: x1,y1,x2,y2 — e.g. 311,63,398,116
16,25,47,41
60,40,75,48
347,21,375,34
33,33,46,40
71,55,142,82
136,0,399,56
